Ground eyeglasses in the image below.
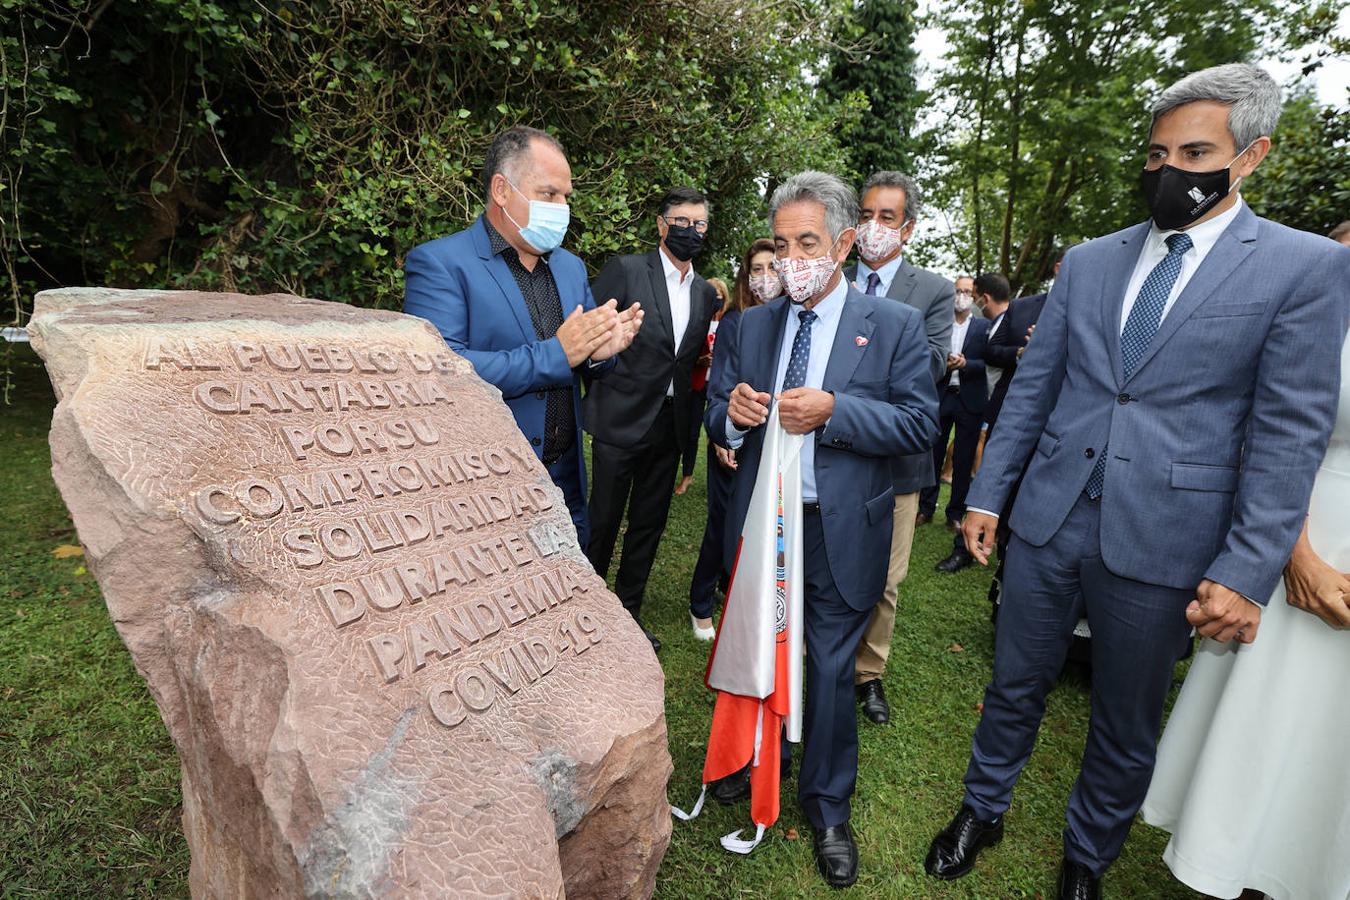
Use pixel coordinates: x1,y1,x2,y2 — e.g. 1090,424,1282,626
662,215,710,233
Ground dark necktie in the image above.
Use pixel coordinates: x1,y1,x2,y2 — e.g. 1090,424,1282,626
865,272,881,296
782,309,818,391
1085,231,1194,499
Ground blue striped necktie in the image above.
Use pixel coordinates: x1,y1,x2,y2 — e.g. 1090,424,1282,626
1085,231,1193,499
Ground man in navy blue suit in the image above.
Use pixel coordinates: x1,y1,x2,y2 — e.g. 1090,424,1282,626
706,171,937,887
925,279,992,572
403,126,643,546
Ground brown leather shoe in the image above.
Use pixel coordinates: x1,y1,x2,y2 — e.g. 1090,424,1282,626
916,513,933,526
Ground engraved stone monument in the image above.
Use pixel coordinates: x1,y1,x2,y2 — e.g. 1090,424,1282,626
29,287,672,898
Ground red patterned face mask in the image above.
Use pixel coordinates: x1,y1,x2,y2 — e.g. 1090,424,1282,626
855,219,907,263
773,244,842,305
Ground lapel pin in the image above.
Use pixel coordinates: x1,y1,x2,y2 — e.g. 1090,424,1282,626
855,336,869,347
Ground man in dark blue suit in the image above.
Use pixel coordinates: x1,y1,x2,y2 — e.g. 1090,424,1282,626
706,171,937,887
925,283,991,572
403,127,642,547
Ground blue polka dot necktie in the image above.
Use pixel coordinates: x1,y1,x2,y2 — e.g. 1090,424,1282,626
1085,231,1194,499
782,309,818,391
865,272,881,296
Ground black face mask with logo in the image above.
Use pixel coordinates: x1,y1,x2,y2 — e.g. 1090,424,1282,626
1138,142,1254,231
663,224,705,261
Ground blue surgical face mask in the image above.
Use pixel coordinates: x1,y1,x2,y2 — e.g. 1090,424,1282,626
503,178,570,253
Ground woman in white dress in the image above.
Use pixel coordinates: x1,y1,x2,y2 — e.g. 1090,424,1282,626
1142,339,1350,900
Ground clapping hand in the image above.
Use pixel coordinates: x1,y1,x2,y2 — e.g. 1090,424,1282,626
1186,579,1262,644
588,300,644,362
556,301,620,367
1283,524,1350,629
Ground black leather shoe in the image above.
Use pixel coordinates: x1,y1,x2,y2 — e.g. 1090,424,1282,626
642,627,661,653
813,823,859,888
856,679,890,725
709,765,750,805
935,548,974,573
924,805,1004,880
1056,859,1101,900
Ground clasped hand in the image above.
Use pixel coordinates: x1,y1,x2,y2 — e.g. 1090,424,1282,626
1283,528,1350,629
1186,579,1262,644
727,382,834,435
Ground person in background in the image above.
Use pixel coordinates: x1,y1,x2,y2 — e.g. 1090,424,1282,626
585,187,719,652
676,277,731,498
404,126,642,546
1329,220,1350,247
687,240,777,641
847,170,953,726
980,258,1057,610
926,280,991,572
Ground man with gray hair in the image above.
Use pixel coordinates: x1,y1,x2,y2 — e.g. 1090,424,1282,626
706,170,937,887
925,63,1350,899
846,170,954,725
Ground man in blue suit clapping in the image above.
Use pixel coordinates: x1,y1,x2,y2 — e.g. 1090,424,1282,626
404,127,643,546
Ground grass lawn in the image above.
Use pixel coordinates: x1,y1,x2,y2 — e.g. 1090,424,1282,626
0,342,1197,897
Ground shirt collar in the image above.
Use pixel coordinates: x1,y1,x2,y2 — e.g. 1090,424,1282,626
858,253,904,286
799,272,848,325
1149,195,1244,258
659,245,694,284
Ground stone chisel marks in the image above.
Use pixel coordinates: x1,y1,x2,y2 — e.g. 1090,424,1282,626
29,287,671,899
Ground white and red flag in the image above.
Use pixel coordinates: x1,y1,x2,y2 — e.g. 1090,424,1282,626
671,406,804,854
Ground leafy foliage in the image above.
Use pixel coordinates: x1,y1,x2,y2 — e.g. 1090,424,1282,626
1,0,855,319
912,0,1317,291
820,0,922,179
1244,90,1350,237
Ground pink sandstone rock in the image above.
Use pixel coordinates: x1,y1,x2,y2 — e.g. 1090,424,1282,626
29,287,672,899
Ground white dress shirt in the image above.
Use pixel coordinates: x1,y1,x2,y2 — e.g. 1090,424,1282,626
725,276,849,502
660,247,694,396
948,314,972,387
855,254,903,296
1119,198,1243,334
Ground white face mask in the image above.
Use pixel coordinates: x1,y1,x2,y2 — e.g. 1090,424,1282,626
748,272,782,303
773,243,842,305
955,295,974,313
855,219,908,263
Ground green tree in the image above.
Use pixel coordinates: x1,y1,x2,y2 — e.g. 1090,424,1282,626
1,0,857,320
820,0,921,179
1244,90,1350,236
915,0,1302,291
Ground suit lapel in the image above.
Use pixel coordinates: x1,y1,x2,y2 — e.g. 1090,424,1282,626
1101,222,1151,387
473,219,538,342
1123,206,1260,384
886,263,919,307
823,293,875,393
646,250,675,349
754,299,792,391
674,277,710,358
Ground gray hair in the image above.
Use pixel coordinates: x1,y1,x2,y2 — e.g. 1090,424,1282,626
481,126,567,199
861,171,923,222
768,171,860,243
1152,63,1282,150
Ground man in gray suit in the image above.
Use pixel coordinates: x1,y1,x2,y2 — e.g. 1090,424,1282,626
925,64,1350,900
846,170,953,725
